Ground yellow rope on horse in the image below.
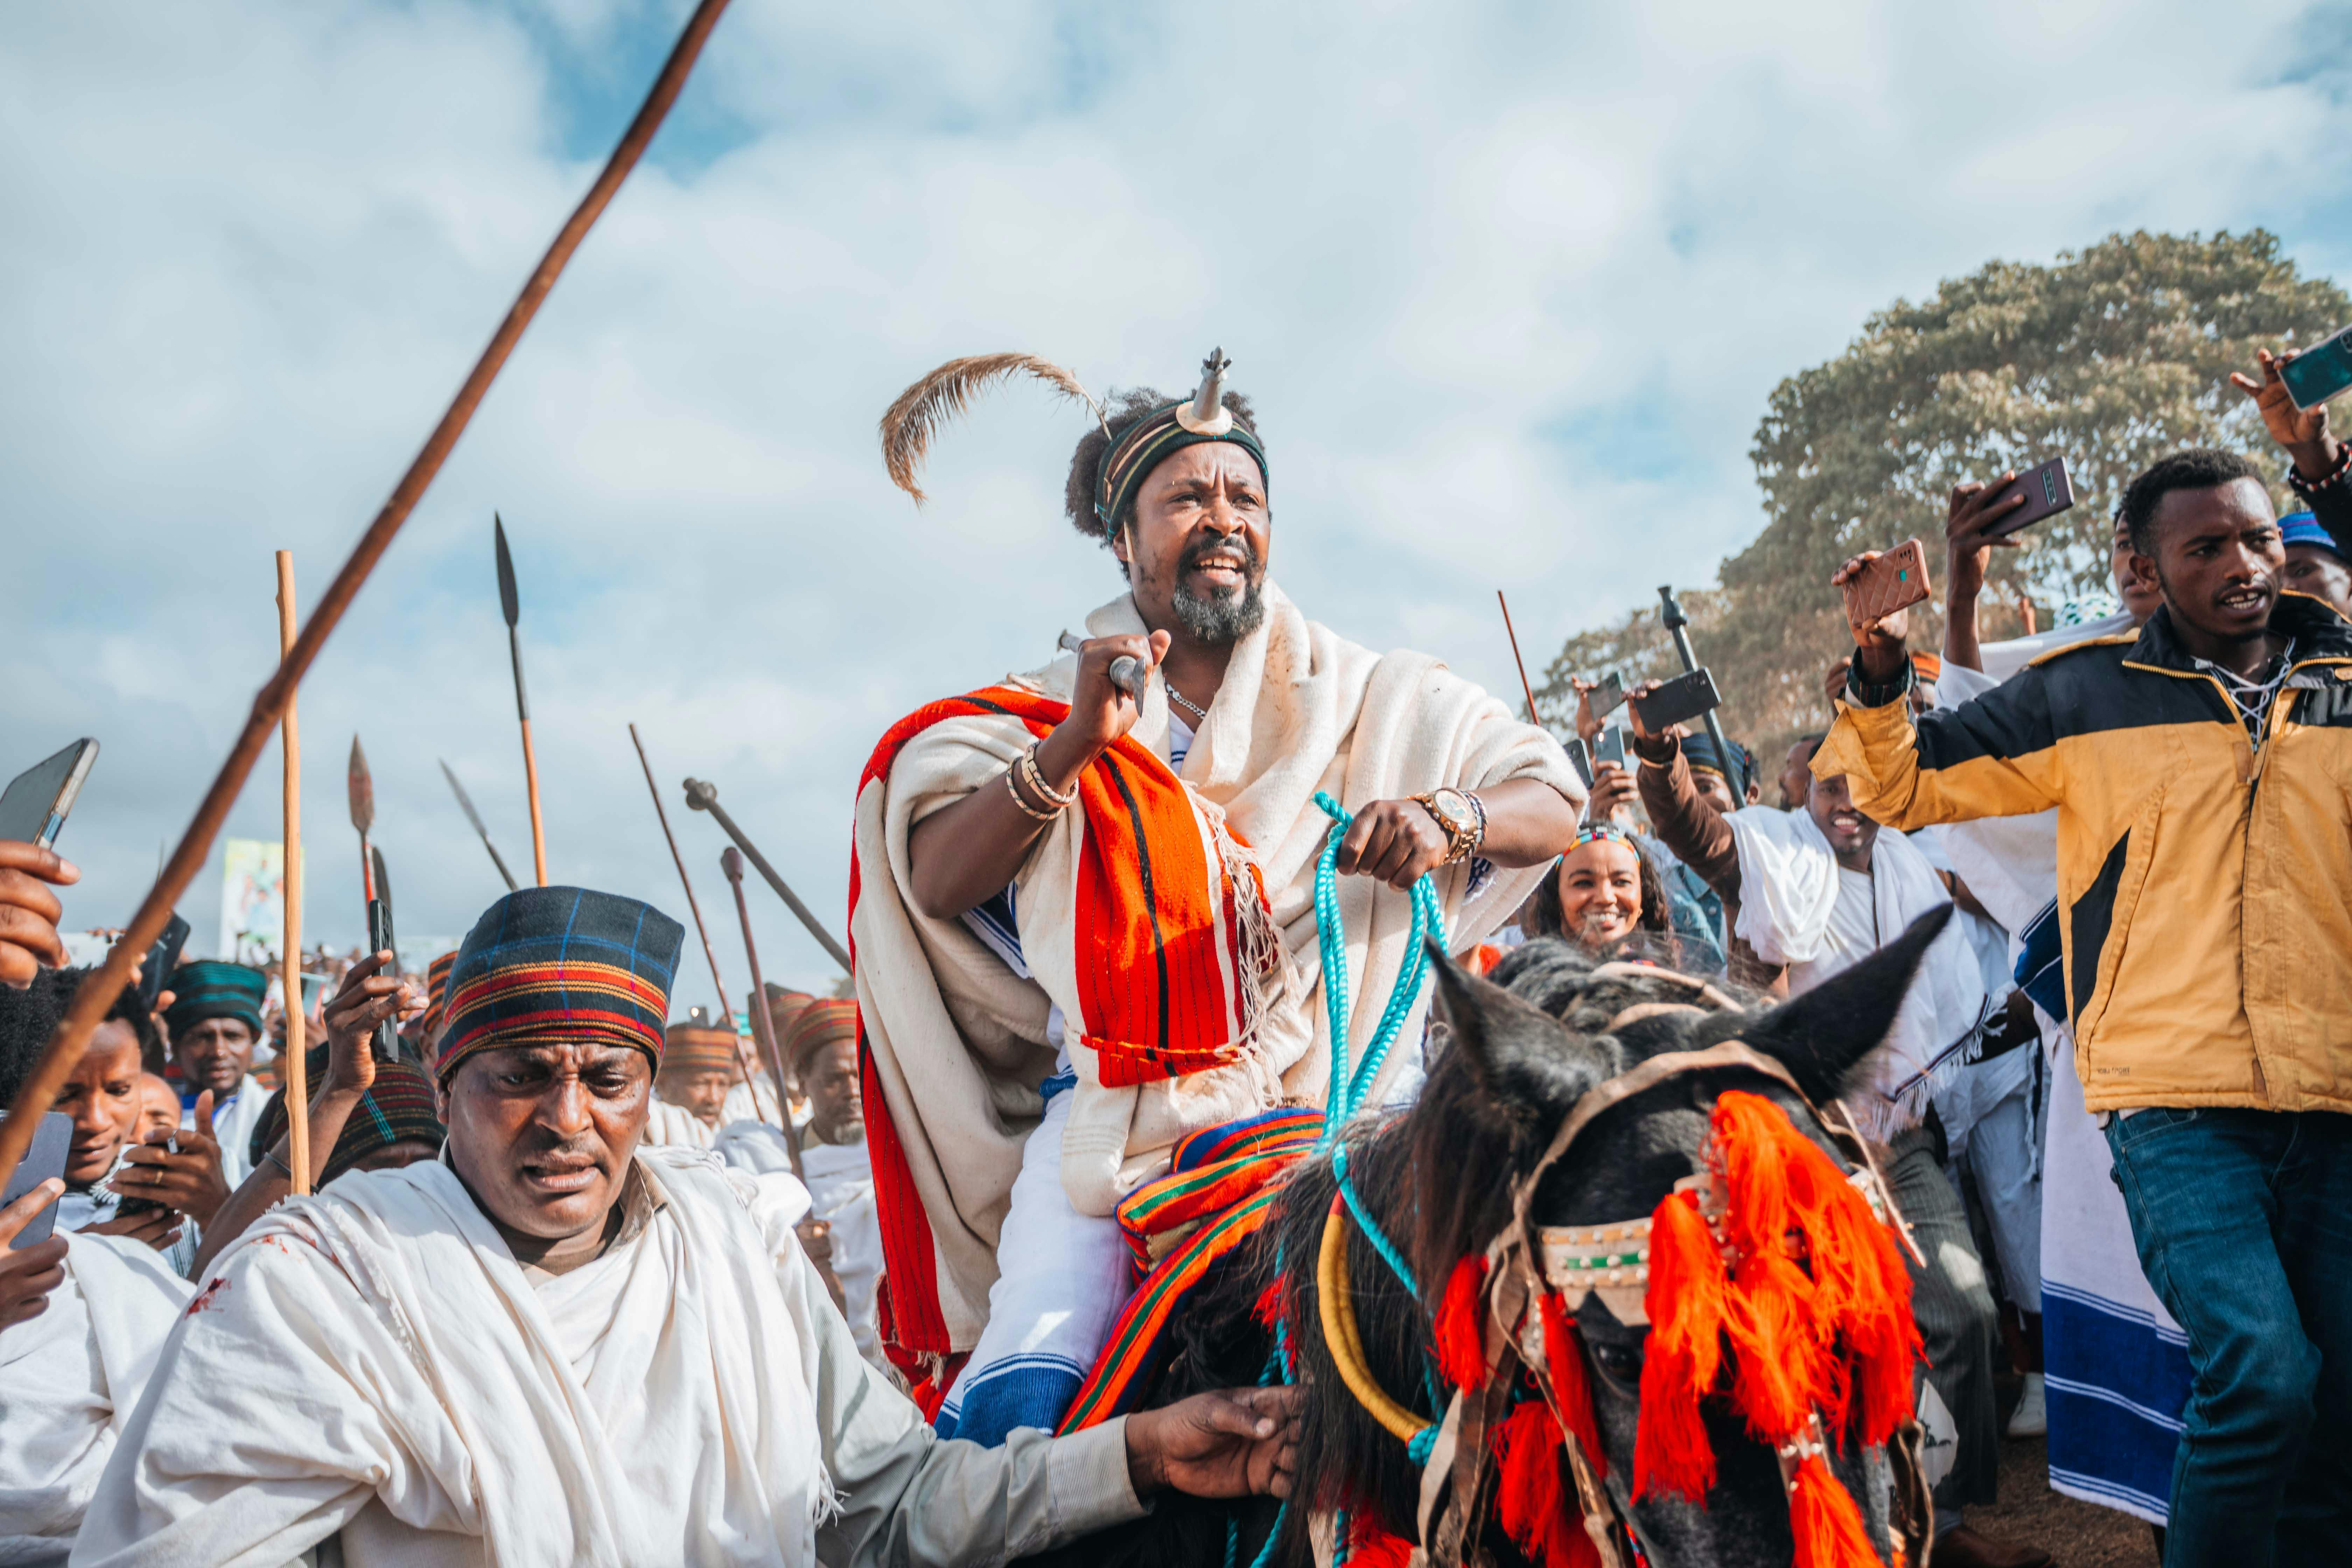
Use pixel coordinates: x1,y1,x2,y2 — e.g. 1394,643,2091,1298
1317,1196,1425,1447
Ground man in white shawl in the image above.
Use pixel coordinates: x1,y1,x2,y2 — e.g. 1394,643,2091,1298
857,351,1583,1443
70,886,1298,1568
780,999,885,1366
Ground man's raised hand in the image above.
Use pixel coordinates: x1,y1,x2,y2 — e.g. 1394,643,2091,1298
121,1089,231,1230
0,841,76,989
1945,473,2027,601
1060,631,1173,762
2232,348,2340,479
1124,1384,1303,1499
320,950,423,1095
0,1178,69,1329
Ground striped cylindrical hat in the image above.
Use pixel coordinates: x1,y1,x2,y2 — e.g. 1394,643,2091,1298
251,1046,446,1184
782,997,858,1077
435,888,683,1082
418,949,460,1040
662,1024,745,1079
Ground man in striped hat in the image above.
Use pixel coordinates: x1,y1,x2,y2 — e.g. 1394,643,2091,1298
786,998,882,1364
162,960,271,1186
644,1019,747,1147
82,885,1298,1566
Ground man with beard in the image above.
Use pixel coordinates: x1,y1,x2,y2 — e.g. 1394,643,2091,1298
76,886,1298,1566
784,998,883,1365
854,351,1582,1441
1824,446,2352,1566
161,962,271,1186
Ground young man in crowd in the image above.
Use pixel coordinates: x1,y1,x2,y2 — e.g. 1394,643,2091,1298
0,972,194,1561
785,997,884,1365
74,885,1299,1565
1632,691,2031,1568
160,961,271,1186
1822,444,2352,1567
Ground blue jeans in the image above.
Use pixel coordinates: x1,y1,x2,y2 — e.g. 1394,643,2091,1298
2104,1108,2352,1568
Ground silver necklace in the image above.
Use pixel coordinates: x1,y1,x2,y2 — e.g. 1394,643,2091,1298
1166,687,1210,723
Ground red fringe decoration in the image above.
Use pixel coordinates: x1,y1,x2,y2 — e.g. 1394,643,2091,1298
1434,1255,1490,1393
1538,1290,1606,1479
1251,1280,1286,1333
1634,1191,1727,1502
1344,1514,1417,1568
1492,1400,1600,1568
1787,1452,1882,1568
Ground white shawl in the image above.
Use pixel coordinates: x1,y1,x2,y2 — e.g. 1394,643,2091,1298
71,1146,829,1568
856,581,1579,1348
0,1233,190,1562
1729,806,1990,1140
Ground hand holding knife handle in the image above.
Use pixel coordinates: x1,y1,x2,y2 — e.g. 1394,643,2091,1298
1056,631,1145,698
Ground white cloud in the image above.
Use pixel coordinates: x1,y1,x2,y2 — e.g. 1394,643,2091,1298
5,0,2349,999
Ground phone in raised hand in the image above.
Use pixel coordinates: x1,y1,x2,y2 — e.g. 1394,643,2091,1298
1595,725,1629,772
0,740,99,850
1629,668,1722,732
2280,328,2352,411
1981,457,2077,540
1841,540,1933,637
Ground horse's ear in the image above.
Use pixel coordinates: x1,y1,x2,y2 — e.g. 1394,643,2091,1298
1735,904,1955,1104
1425,937,1609,1125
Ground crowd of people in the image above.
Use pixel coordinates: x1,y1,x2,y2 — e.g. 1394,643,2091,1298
0,343,2344,1567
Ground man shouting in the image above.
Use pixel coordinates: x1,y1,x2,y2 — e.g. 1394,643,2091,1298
855,351,1582,1441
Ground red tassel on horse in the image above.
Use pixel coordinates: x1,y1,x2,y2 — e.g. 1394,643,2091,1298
1634,1190,1726,1502
1344,1513,1417,1568
1434,1254,1490,1393
1787,1452,1882,1568
1492,1400,1599,1568
1538,1290,1606,1478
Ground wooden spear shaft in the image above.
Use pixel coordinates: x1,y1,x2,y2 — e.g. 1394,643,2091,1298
1497,589,1543,726
723,847,803,1180
0,0,737,1188
628,723,779,1129
276,553,311,1195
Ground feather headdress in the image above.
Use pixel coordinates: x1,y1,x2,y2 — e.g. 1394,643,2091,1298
879,352,1107,504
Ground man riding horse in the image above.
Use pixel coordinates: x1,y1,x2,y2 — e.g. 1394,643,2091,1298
853,349,1584,1442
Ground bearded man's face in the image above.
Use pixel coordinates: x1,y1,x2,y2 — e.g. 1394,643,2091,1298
1116,442,1270,646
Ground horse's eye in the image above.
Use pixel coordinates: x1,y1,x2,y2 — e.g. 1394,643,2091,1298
1588,1342,1643,1382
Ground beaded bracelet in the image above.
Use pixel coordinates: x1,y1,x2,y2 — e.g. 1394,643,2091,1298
2287,440,2352,496
1018,743,1078,810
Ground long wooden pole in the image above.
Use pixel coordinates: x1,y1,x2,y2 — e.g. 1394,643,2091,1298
1497,589,1543,725
723,847,803,1179
628,723,778,1128
276,553,311,1195
520,716,548,886
0,0,737,1188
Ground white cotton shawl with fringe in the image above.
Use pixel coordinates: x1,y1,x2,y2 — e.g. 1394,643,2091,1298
854,580,1581,1351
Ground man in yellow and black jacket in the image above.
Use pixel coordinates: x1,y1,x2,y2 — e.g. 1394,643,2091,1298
1822,448,2352,1568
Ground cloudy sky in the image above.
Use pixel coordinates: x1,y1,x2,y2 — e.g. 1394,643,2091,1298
6,0,2350,1004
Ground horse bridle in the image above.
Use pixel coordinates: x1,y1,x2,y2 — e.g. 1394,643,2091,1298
1371,968,1935,1568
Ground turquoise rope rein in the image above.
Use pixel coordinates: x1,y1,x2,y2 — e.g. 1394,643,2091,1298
1223,798,1455,1568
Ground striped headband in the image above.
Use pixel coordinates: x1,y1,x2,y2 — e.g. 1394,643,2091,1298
1568,823,1632,852
1092,351,1267,532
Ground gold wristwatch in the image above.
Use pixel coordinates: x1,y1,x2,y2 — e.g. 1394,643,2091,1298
1412,787,1484,864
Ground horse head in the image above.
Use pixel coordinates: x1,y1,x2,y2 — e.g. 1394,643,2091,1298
1413,908,1949,1567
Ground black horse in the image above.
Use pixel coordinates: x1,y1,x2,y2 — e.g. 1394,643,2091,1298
1019,909,1949,1568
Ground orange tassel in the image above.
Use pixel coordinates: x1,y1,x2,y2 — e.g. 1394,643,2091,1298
1252,1280,1285,1332
1492,1400,1599,1568
1634,1191,1727,1501
1539,1290,1606,1478
1434,1255,1490,1393
1344,1513,1417,1568
1787,1452,1882,1568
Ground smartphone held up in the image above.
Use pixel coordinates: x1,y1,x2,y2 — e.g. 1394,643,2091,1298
1842,539,1932,640
2280,326,2352,411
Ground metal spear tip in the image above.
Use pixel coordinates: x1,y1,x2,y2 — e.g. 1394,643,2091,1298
347,736,376,833
683,777,718,811
721,846,745,881
494,512,520,627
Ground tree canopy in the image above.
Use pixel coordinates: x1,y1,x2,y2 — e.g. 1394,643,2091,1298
1539,229,2352,760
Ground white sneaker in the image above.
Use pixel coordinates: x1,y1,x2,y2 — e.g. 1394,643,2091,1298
2007,1371,2046,1437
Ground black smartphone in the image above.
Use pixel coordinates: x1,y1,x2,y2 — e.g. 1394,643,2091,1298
1982,456,2077,540
136,913,192,1015
1589,672,1627,718
1595,726,1629,771
2281,329,2352,411
1629,668,1723,732
366,898,400,1064
1564,736,1593,790
3,1113,72,1249
0,740,99,849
